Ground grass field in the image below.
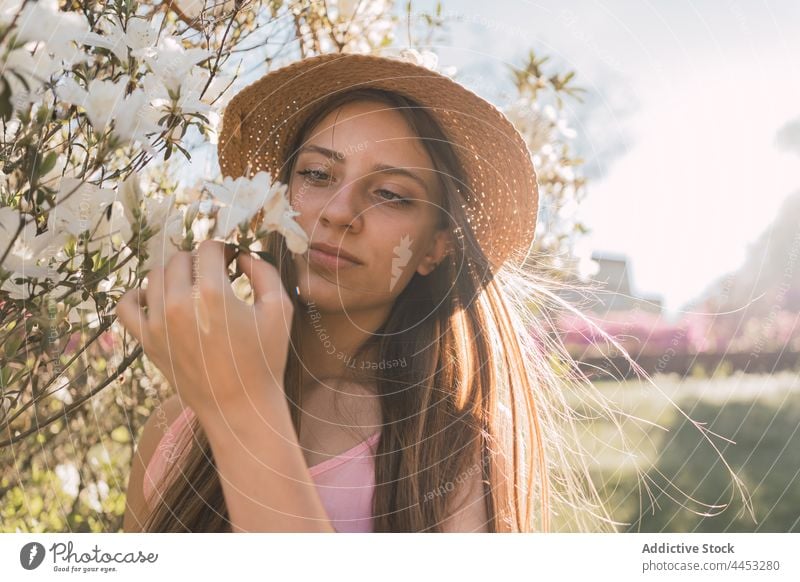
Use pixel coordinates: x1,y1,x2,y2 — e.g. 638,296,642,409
579,371,800,532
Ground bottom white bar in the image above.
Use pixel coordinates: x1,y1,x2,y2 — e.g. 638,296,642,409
1,533,797,581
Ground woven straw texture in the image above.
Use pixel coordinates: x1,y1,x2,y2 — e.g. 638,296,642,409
217,52,539,271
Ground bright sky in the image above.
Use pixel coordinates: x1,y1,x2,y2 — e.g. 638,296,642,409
395,0,800,318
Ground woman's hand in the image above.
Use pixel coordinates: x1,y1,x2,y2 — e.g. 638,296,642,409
115,239,294,420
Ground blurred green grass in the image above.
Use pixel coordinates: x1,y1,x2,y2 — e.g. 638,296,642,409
579,371,800,532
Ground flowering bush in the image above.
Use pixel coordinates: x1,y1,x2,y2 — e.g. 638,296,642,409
0,0,319,444
558,310,692,358
559,309,800,363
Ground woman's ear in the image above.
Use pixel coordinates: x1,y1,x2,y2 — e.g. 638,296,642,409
417,229,452,277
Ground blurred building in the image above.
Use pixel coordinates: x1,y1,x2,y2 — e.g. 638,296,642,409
558,251,663,315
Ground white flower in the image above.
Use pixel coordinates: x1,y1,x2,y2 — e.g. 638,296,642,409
0,0,23,25
324,0,394,54
114,246,139,285
334,0,362,21
123,17,161,53
144,194,180,231
142,71,209,117
398,48,439,72
141,67,230,141
3,45,62,112
15,0,92,62
204,109,222,144
138,36,213,95
206,171,309,253
47,177,117,237
191,215,214,242
86,201,132,255
85,480,109,512
0,207,62,280
0,207,25,254
66,295,101,328
260,186,309,254
34,153,68,190
169,0,236,20
84,15,160,64
119,175,143,225
207,171,274,233
505,99,555,155
55,462,80,498
183,67,232,110
0,276,30,300
56,76,126,134
121,176,185,255
214,205,255,237
556,116,577,140
56,76,159,144
54,77,87,106
139,195,184,271
111,88,162,146
50,374,74,405
398,48,458,77
83,18,126,63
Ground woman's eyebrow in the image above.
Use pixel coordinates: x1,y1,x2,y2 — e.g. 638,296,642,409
298,144,342,159
371,164,429,195
298,144,429,194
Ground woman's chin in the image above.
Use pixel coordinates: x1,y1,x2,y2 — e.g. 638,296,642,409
294,270,349,311
292,257,397,313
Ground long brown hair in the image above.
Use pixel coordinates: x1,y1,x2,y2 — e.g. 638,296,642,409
141,88,651,532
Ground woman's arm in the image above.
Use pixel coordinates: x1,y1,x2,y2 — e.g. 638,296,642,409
198,383,336,533
123,394,186,532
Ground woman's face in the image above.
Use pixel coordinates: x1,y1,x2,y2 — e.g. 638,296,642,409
289,99,450,314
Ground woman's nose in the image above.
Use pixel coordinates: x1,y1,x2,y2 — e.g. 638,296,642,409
319,179,363,230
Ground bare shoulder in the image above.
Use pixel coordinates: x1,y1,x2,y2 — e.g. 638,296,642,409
123,394,187,532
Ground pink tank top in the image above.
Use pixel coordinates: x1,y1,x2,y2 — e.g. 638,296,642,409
142,406,380,532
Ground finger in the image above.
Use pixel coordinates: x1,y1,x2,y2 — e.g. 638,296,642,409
236,250,285,305
144,266,166,328
196,239,236,297
115,288,148,345
164,251,193,306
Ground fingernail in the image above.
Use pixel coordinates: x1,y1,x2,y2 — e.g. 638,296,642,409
195,295,211,335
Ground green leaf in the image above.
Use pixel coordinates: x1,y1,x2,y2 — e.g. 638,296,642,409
38,151,59,179
173,142,192,161
5,331,23,358
0,78,13,122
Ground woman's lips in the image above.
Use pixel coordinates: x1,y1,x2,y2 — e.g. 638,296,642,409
307,248,361,270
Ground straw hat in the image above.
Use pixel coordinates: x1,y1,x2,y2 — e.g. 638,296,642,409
217,52,539,271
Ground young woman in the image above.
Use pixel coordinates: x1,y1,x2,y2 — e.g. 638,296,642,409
116,53,626,533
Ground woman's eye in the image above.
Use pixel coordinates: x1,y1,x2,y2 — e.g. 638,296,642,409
376,189,412,207
297,168,331,183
